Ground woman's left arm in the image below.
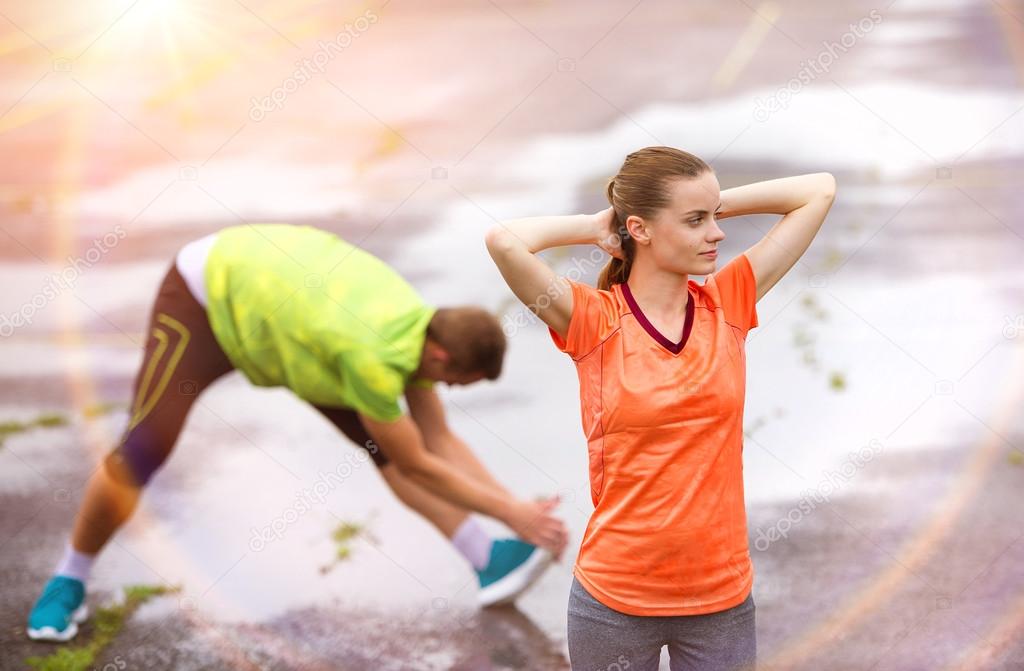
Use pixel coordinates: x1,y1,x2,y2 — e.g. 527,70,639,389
717,172,837,301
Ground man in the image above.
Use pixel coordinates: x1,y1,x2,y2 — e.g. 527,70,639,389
27,223,567,642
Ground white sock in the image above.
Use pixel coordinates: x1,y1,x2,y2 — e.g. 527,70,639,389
54,543,95,583
451,517,493,570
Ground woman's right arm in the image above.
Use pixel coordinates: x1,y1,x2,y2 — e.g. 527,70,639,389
485,209,618,339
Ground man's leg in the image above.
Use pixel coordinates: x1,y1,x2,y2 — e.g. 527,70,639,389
378,462,468,537
28,263,234,641
378,463,503,575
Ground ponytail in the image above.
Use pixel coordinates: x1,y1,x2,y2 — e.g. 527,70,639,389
598,254,631,291
597,177,635,291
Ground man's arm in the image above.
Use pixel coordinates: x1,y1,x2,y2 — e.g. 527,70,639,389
405,384,511,497
359,411,566,554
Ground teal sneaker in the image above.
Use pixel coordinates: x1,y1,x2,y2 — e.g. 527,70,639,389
476,539,553,608
27,576,88,642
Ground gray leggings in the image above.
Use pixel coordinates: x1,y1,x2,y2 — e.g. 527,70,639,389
567,578,756,671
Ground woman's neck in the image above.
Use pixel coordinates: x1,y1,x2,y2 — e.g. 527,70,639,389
624,256,690,322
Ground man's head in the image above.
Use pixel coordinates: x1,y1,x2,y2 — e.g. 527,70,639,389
416,306,506,386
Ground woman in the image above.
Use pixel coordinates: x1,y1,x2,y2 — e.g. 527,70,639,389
486,146,835,670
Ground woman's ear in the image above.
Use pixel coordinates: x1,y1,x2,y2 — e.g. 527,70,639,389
626,215,650,246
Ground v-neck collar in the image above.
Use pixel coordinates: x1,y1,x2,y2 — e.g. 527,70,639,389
620,281,695,355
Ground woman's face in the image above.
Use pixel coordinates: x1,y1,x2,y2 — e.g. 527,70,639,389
628,171,726,276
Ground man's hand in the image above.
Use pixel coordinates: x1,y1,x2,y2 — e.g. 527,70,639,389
505,495,569,559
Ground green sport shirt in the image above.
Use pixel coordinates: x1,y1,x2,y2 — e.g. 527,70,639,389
204,224,436,422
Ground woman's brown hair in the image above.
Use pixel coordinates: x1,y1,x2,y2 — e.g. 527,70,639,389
597,147,712,290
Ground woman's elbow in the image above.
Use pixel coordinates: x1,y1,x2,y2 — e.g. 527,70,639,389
485,226,516,258
818,172,837,200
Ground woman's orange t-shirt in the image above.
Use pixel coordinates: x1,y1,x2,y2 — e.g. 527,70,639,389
549,252,759,616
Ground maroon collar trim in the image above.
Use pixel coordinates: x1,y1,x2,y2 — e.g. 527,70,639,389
620,282,695,354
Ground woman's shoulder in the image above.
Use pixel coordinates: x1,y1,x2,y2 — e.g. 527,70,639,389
699,254,759,332
571,280,628,320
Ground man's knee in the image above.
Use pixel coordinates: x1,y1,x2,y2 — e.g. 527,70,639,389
103,431,172,488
